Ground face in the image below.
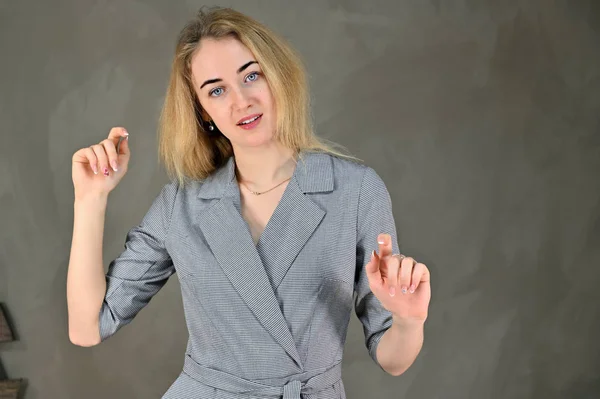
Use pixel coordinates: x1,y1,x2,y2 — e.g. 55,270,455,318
190,36,277,149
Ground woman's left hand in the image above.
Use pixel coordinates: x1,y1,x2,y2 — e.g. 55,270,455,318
365,233,431,322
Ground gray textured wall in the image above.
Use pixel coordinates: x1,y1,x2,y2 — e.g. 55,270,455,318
1,1,599,398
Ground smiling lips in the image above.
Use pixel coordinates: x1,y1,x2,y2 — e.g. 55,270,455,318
237,113,263,130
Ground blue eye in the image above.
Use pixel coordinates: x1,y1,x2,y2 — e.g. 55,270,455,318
209,87,223,97
246,72,259,82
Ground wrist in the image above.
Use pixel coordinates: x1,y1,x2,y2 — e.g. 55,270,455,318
391,314,427,329
74,192,109,208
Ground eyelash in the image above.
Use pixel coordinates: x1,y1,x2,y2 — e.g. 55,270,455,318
209,71,261,97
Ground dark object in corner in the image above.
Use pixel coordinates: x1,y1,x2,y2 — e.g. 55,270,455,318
0,305,22,399
0,307,13,343
0,379,22,399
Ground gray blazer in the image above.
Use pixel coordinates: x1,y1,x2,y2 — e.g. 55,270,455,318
99,150,400,399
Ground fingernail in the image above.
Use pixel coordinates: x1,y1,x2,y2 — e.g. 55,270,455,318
92,165,98,174
371,250,375,262
401,286,408,294
111,160,118,171
103,167,109,176
389,286,396,297
409,284,416,293
377,237,385,245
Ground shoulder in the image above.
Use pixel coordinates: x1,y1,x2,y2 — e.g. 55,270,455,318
163,179,181,196
318,152,385,193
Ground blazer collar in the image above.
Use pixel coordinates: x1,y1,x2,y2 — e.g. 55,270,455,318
197,149,334,199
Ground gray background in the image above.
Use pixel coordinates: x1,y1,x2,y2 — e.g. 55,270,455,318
1,0,599,398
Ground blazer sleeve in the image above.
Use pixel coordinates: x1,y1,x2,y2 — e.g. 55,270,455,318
98,180,179,342
354,166,400,370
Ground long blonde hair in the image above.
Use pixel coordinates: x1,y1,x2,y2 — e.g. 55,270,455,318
157,6,361,187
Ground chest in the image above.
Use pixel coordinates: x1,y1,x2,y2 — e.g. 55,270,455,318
239,182,289,245
170,178,358,289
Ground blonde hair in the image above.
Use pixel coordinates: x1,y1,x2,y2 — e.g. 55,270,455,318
157,6,361,187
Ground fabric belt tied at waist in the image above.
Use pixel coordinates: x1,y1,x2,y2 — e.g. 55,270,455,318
183,354,342,399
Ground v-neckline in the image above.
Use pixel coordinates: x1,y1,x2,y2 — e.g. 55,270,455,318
231,156,300,249
245,175,296,249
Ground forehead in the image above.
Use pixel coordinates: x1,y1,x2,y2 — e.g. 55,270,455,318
191,36,257,81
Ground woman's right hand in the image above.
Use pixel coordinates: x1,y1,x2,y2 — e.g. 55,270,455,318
72,127,131,200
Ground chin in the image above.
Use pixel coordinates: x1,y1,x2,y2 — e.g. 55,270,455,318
236,130,276,148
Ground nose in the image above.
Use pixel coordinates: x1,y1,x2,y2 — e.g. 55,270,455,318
231,86,252,111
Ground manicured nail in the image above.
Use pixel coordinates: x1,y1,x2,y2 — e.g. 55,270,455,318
371,250,375,262
401,286,408,294
92,165,98,174
409,284,416,293
111,160,118,171
389,286,396,297
103,167,109,176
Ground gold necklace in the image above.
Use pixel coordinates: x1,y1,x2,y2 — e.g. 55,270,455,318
239,176,292,196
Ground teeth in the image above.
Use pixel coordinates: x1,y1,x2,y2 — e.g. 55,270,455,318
240,115,259,125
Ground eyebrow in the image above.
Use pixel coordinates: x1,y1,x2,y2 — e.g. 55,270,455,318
199,61,259,89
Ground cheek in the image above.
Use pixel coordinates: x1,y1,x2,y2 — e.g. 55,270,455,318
200,101,225,123
259,88,275,111
255,80,273,101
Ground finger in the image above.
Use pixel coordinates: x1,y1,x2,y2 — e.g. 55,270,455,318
90,143,111,177
410,262,430,293
108,126,129,144
400,257,415,294
73,147,99,175
365,250,383,289
116,134,130,157
377,233,393,259
108,127,130,159
386,254,400,297
101,139,120,172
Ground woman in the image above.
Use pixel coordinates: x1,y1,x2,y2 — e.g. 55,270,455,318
67,6,431,399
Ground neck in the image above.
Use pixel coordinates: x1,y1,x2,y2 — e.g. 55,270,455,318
232,142,297,190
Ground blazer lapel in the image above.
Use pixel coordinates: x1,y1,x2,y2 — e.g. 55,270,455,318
193,151,333,369
256,151,333,289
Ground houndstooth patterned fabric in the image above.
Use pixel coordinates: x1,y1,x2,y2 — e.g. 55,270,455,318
99,150,400,398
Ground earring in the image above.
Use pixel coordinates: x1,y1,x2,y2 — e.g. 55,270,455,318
208,121,215,131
